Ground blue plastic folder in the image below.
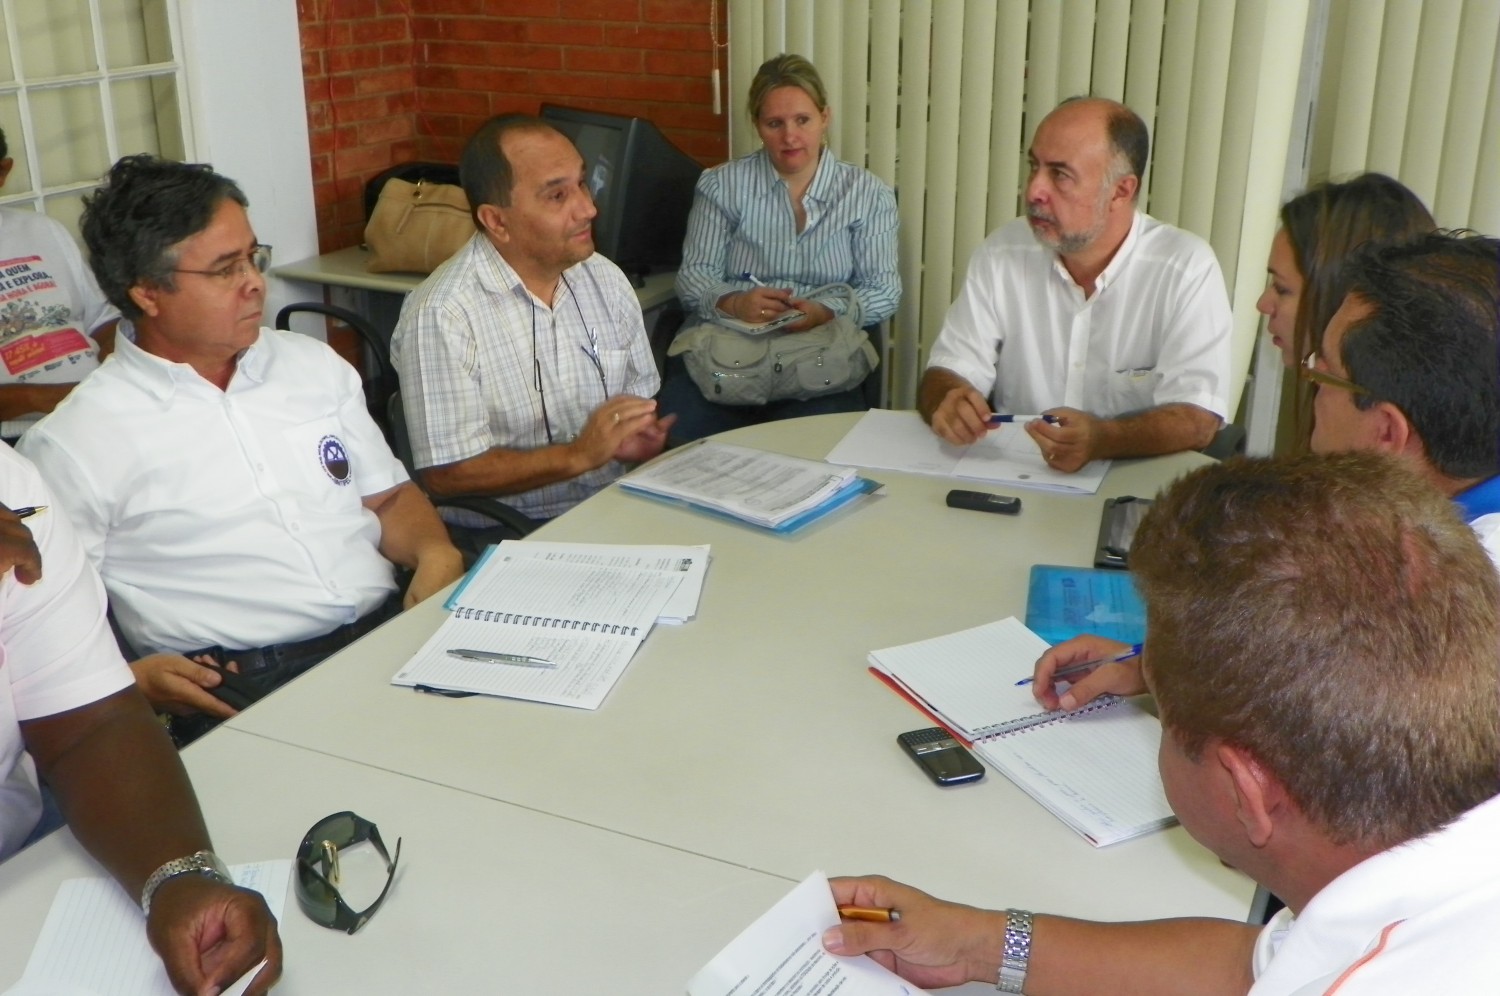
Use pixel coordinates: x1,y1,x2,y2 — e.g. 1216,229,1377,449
1025,564,1146,646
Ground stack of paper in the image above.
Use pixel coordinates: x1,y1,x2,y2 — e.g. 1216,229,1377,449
619,441,879,532
825,409,1109,494
472,540,711,624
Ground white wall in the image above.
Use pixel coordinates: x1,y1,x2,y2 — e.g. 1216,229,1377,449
177,0,321,327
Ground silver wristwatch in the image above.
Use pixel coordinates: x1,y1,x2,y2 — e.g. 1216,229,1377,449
996,908,1034,993
140,849,232,916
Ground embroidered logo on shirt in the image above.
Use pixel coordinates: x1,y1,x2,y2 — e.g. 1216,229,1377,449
318,435,351,485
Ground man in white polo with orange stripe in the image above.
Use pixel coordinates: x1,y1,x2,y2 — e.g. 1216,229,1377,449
823,452,1500,994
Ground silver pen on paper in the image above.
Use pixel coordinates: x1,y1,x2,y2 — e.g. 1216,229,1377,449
446,648,557,669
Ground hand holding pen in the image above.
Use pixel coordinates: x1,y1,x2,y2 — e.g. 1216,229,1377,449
0,503,44,585
1027,636,1146,712
721,271,795,324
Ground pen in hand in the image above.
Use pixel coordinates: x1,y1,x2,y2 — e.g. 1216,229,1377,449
9,506,47,520
986,414,1061,426
837,905,901,923
1016,643,1143,687
446,649,557,669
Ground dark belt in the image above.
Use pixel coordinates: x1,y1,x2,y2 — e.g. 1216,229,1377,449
219,594,402,674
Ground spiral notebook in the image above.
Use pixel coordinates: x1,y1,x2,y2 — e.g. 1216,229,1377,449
392,552,684,709
868,617,1175,846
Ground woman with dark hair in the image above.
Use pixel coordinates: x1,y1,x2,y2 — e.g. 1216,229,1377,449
1257,172,1434,441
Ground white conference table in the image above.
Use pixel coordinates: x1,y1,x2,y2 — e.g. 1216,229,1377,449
0,731,792,994
0,413,1254,993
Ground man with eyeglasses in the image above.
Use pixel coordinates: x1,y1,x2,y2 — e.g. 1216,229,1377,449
1302,231,1500,566
17,155,464,743
391,114,671,537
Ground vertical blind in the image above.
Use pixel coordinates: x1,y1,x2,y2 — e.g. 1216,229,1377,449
728,0,1310,416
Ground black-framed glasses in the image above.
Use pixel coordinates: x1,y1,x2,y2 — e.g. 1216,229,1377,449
295,811,401,934
173,243,273,286
1299,351,1369,396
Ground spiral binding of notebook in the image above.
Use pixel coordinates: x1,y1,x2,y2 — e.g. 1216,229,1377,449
451,606,641,636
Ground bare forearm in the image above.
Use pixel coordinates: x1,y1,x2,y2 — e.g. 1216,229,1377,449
25,689,212,897
420,443,591,499
1025,915,1257,996
0,383,75,420
1091,403,1220,460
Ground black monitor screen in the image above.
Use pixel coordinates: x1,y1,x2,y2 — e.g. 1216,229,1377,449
541,104,703,284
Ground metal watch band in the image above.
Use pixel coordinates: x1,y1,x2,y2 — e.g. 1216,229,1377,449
140,849,232,917
996,908,1034,993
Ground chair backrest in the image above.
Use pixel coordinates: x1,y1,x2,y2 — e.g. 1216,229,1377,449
387,388,538,550
275,302,397,442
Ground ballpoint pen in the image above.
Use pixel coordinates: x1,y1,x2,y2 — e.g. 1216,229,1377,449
1014,643,1143,686
446,648,557,669
986,414,1061,425
9,506,47,519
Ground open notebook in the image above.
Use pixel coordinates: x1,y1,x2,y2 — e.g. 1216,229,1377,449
869,617,1174,846
392,551,684,710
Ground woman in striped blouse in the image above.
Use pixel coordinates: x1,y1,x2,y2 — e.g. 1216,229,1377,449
662,53,902,441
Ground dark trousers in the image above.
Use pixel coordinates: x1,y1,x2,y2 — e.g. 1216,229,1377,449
168,593,402,746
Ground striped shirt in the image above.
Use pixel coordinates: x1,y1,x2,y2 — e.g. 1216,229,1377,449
391,234,659,521
675,148,900,326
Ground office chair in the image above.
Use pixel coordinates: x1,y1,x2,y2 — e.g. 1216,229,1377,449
275,303,397,441
387,390,538,562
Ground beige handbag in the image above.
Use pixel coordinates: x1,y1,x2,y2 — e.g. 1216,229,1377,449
363,178,473,274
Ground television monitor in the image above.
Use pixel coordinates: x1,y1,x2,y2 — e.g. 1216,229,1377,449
540,104,704,285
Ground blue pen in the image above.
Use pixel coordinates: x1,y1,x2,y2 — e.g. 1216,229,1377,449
1015,643,1143,686
987,413,1061,426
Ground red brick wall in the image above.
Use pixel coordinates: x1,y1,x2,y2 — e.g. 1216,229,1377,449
299,0,729,254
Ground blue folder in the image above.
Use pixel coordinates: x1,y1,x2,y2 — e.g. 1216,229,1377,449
1024,564,1147,646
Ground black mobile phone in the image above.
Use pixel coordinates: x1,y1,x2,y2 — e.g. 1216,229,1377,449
897,727,986,786
946,489,1022,515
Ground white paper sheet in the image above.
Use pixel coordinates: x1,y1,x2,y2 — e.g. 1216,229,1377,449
12,860,291,996
825,409,1108,494
687,871,930,996
486,541,711,624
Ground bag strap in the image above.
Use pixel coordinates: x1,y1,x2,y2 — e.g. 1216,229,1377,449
801,282,861,328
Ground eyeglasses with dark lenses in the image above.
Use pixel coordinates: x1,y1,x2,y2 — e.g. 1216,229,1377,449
295,811,401,934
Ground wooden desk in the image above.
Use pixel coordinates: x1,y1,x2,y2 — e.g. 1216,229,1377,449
227,414,1253,925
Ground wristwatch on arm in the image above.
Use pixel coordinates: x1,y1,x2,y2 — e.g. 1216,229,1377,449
140,849,233,917
997,908,1034,993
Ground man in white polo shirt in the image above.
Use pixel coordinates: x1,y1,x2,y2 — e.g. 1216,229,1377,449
825,453,1500,994
20,155,463,743
920,97,1231,472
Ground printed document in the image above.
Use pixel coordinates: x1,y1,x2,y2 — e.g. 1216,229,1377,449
482,540,710,624
688,871,930,996
826,409,1108,494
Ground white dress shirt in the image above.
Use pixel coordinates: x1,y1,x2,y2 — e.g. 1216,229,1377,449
926,213,1231,420
18,328,405,654
0,444,132,858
